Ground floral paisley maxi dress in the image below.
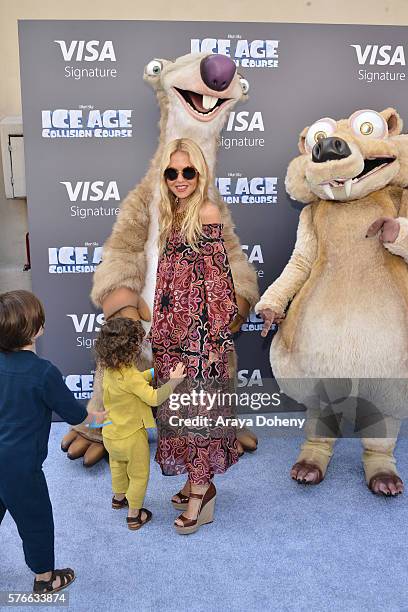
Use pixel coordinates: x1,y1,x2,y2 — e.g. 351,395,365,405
148,221,240,484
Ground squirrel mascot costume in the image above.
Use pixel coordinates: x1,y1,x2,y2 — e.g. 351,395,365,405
61,52,259,466
256,108,408,496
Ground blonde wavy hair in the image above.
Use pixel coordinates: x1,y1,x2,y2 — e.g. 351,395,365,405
158,138,210,253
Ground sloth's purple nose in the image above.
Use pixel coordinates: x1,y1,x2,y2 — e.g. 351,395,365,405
200,54,236,92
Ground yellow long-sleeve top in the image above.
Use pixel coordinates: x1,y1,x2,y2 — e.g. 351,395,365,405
102,366,176,440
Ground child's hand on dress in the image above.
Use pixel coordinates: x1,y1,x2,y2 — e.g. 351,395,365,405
169,363,186,386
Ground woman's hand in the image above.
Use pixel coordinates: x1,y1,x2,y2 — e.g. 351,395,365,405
259,308,285,337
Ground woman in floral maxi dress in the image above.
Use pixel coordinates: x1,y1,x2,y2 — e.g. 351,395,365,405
148,138,240,534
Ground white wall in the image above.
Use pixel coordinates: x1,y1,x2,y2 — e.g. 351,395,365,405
1,0,407,292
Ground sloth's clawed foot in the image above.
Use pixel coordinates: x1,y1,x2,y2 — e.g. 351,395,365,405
290,461,324,485
369,473,404,496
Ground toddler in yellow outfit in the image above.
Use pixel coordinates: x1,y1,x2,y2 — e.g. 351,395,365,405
95,317,185,530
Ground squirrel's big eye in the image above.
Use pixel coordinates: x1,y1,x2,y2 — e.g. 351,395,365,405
349,110,387,139
305,118,337,152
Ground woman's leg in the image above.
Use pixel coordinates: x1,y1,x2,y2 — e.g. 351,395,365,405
174,444,214,525
174,480,212,525
171,479,190,504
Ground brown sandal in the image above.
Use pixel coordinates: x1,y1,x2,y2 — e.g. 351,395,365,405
171,490,189,510
33,568,75,594
126,508,152,531
112,495,129,509
174,483,216,535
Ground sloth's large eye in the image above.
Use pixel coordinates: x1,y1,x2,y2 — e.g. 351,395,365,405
349,110,387,139
145,60,163,76
239,77,249,94
305,118,337,152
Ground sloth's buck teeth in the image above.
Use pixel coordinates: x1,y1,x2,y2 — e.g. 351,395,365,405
174,87,230,116
192,104,219,116
202,95,218,110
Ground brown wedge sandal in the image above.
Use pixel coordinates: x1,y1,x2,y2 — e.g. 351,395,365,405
171,490,189,510
33,568,75,594
126,508,152,531
112,495,129,509
174,482,216,535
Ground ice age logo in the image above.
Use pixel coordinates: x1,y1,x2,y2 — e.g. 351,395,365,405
240,311,264,333
191,39,279,68
216,175,278,204
48,246,103,273
41,109,132,138
64,374,95,400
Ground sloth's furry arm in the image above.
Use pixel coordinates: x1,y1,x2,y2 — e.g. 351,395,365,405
255,204,317,315
220,202,260,308
384,217,408,262
90,187,150,311
383,189,408,262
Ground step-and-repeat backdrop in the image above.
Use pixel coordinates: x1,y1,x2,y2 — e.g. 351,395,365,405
18,20,408,405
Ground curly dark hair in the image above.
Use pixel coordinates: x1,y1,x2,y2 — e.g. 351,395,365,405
94,317,146,370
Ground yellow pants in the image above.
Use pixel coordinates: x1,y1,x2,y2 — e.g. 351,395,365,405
103,428,150,509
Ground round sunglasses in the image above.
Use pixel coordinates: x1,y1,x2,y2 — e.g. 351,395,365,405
164,166,197,181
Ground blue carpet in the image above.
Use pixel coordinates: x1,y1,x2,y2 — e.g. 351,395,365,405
1,420,408,612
